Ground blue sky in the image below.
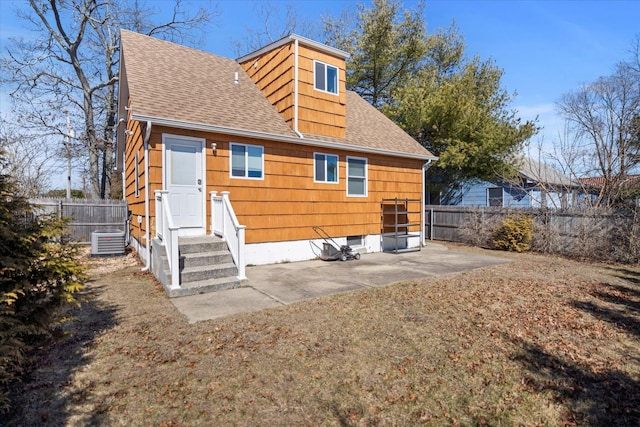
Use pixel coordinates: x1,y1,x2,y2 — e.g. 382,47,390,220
1,0,639,188
208,0,638,149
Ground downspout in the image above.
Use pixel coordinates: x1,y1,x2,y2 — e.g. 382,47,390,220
141,121,152,271
293,38,304,139
422,159,433,246
121,164,126,201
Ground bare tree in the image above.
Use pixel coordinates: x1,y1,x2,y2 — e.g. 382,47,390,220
1,0,215,199
0,119,57,198
231,1,316,56
556,37,640,207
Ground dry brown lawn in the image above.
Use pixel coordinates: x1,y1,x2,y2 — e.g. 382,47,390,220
6,245,640,426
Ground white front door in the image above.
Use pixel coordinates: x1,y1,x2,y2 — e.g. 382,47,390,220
164,136,204,232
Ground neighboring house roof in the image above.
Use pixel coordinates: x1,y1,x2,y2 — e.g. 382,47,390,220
118,30,435,161
578,176,606,188
578,175,640,189
518,157,575,187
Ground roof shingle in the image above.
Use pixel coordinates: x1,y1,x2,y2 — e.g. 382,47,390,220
120,30,435,160
121,30,297,138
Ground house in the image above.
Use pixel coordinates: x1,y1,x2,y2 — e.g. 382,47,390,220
115,30,437,295
578,175,640,207
428,157,579,208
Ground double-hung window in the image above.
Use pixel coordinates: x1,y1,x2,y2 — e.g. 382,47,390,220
346,156,367,197
230,143,264,179
488,187,503,207
314,60,338,95
314,153,338,183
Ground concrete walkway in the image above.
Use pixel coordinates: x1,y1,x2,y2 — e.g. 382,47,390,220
171,243,511,323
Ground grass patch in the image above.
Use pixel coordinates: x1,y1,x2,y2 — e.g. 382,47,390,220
6,248,640,425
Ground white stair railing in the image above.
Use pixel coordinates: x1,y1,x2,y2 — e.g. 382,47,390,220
155,190,180,289
210,191,246,280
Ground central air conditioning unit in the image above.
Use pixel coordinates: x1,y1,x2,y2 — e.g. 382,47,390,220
91,230,126,256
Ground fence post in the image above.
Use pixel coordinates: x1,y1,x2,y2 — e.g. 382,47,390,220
58,200,63,220
430,207,434,241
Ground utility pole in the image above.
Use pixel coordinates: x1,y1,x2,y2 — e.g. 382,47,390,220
64,115,75,199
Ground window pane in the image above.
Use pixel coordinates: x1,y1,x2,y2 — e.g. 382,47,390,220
315,154,325,181
326,155,337,182
347,235,362,246
231,145,245,177
172,145,196,185
315,62,325,91
247,146,263,178
348,177,365,195
488,188,503,207
326,65,338,94
348,158,365,177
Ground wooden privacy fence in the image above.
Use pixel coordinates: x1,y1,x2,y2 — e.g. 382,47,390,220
424,205,640,263
30,198,128,244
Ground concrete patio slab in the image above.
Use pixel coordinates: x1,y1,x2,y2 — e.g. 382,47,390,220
171,243,511,323
171,287,281,323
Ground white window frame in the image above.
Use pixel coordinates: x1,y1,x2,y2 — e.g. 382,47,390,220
314,60,339,95
313,152,339,184
346,156,368,197
487,187,504,207
229,142,264,180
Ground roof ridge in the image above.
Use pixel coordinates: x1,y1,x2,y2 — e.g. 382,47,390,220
120,29,231,62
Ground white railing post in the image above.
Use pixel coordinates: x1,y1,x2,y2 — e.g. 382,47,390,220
221,191,231,239
209,190,246,280
154,191,163,240
169,227,179,289
209,191,218,234
155,190,179,290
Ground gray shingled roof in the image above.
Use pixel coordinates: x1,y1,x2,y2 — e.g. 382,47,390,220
120,30,435,160
519,157,576,187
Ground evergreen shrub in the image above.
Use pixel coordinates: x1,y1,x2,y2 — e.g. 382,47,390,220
0,153,86,413
492,214,534,252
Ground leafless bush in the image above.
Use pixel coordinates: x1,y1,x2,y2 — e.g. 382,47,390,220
605,209,640,263
454,206,639,264
530,211,564,254
458,207,506,248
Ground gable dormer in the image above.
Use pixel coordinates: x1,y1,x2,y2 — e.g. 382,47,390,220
238,35,349,139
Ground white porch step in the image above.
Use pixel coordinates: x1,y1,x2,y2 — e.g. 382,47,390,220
178,236,228,254
181,250,233,267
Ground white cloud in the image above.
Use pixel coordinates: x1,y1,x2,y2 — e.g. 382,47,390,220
515,103,555,120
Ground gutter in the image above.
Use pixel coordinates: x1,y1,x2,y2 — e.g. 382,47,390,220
131,113,438,162
141,121,152,272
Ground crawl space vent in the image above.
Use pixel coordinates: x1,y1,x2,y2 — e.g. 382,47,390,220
91,230,125,256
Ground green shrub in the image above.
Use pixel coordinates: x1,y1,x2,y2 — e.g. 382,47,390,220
492,214,534,252
0,155,86,413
